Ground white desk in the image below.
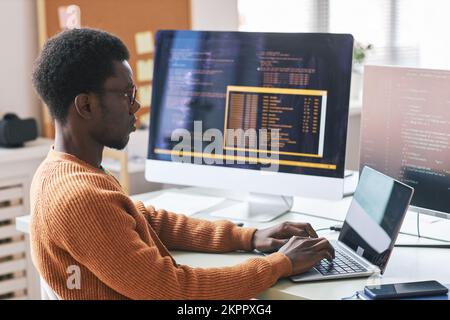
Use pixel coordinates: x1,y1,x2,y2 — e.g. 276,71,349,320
16,187,450,300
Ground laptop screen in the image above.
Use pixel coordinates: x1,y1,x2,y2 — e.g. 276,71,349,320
338,166,414,273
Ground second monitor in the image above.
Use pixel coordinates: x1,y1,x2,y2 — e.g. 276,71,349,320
146,31,354,221
360,65,450,220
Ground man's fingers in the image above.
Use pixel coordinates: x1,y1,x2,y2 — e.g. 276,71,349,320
304,224,318,238
291,237,335,260
291,222,318,238
311,238,335,257
287,236,323,249
282,225,310,238
317,249,334,262
280,222,318,238
310,238,329,249
287,236,334,256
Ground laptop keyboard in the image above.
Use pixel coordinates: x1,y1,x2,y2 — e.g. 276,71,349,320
315,248,367,275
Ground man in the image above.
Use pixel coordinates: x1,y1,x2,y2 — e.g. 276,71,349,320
30,28,334,299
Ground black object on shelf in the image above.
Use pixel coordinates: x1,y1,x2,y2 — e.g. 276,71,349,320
0,113,38,148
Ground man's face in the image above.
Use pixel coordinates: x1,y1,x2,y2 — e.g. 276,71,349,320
92,60,140,150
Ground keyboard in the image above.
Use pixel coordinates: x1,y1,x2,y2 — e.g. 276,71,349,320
315,248,367,275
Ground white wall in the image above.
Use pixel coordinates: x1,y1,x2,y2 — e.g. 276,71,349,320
346,113,361,171
191,0,239,31
0,0,41,133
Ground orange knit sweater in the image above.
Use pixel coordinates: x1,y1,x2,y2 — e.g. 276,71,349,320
30,149,292,299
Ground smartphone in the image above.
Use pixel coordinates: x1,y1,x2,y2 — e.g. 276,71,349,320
364,281,448,300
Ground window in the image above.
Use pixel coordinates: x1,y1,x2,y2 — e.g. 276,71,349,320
238,0,450,69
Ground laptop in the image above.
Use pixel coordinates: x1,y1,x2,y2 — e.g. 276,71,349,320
291,166,414,282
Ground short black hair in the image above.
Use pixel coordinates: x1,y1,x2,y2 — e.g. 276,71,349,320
32,28,129,124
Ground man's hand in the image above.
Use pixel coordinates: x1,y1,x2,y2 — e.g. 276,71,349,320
251,221,318,253
279,236,335,275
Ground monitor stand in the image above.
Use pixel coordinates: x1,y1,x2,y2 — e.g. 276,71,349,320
210,193,294,222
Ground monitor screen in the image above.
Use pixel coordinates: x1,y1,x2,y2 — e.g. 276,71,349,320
360,65,450,217
148,31,353,179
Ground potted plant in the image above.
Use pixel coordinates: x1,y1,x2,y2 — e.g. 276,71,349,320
351,41,373,101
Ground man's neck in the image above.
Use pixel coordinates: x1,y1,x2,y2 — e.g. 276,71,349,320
54,122,103,169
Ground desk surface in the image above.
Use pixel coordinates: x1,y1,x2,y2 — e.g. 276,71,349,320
16,187,450,300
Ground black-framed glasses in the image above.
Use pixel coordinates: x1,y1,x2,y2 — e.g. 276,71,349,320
101,85,137,106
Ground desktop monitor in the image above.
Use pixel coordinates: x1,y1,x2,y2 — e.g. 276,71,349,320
146,30,354,221
360,65,450,219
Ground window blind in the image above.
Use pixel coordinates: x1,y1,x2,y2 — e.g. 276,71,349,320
238,0,450,69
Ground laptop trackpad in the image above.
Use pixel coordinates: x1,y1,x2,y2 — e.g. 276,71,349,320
289,267,321,282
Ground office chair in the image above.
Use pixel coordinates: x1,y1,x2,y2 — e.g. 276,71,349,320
40,276,60,300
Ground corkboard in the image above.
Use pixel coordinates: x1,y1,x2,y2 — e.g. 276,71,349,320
37,0,191,137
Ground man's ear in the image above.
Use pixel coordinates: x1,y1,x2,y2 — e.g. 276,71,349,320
74,93,93,119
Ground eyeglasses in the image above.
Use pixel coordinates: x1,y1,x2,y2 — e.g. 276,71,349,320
101,85,137,106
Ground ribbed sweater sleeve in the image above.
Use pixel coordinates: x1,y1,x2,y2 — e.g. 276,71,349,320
45,175,291,299
136,202,257,252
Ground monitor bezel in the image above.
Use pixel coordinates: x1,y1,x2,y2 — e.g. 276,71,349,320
146,30,353,201
145,159,345,200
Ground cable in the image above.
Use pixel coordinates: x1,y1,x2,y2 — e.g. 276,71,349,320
341,292,361,300
315,224,342,233
330,225,342,231
314,228,330,232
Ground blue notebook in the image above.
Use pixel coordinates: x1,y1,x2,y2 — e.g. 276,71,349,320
353,285,450,300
